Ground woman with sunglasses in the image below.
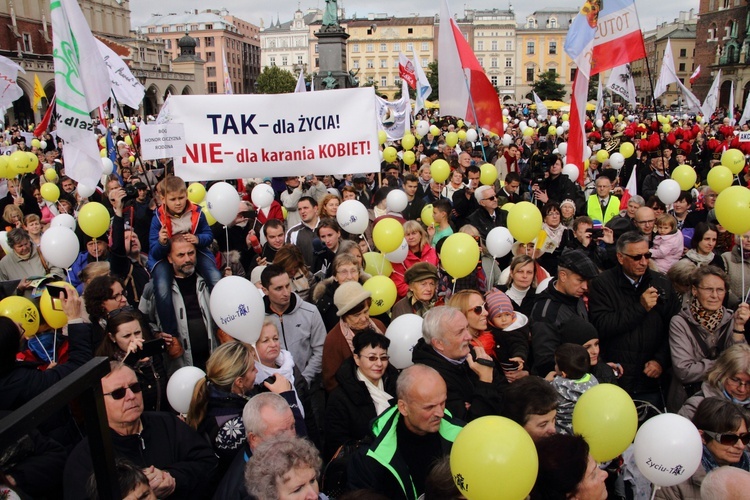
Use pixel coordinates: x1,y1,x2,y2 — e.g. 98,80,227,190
96,307,167,412
680,344,750,419
667,266,749,411
656,397,750,500
84,275,130,346
324,330,397,461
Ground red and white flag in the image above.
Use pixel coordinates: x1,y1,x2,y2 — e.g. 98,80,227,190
438,0,503,135
689,65,701,85
564,0,646,183
398,52,417,89
619,165,638,210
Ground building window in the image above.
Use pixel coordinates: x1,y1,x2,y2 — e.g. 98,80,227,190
422,59,428,68
393,59,399,68
505,57,512,67
549,17,558,28
157,50,163,64
161,26,169,33
207,67,216,77
527,41,535,55
381,76,387,86
477,41,484,51
190,25,198,31
478,57,484,67
549,41,557,54
570,68,577,81
526,67,535,81
679,48,687,57
491,75,498,86
708,25,716,41
506,40,512,50
208,82,217,93
380,43,386,51
298,55,303,65
380,59,387,68
165,39,172,49
678,63,686,71
505,76,513,86
22,33,32,52
393,43,400,51
270,56,276,66
353,60,359,69
491,40,498,50
315,58,319,67
421,42,428,51
176,25,184,32
205,37,214,47
407,42,414,52
314,44,318,53
282,56,287,66
548,68,556,76
205,24,213,30
395,77,401,85
367,60,374,69
353,44,359,53
148,27,156,33
366,43,374,52
205,52,215,62
408,28,413,34
491,58,498,68
139,48,145,61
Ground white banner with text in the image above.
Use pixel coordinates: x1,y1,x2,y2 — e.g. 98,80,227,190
165,88,380,181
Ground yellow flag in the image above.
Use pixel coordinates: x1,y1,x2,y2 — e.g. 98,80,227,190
33,74,46,108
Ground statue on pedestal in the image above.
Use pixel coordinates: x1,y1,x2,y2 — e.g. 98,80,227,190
323,0,338,27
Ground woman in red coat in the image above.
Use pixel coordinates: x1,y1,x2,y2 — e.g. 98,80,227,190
391,220,439,299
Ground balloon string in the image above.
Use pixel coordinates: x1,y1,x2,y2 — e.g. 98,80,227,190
94,238,98,263
65,268,72,284
53,330,57,363
364,236,372,252
378,254,384,275
487,260,494,291
650,485,659,500
224,225,230,263
34,335,52,364
742,248,747,304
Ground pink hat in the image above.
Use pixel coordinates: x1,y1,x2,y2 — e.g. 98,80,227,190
485,290,514,320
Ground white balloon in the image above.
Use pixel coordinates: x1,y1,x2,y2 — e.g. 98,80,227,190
595,119,604,129
584,146,593,159
513,118,519,125
336,199,369,235
386,189,408,213
657,179,681,205
385,238,409,263
552,148,559,155
209,276,265,343
101,157,114,175
385,314,424,369
465,129,478,143
519,121,527,130
0,231,10,255
562,121,570,131
558,142,568,156
634,413,702,487
486,227,514,258
502,134,513,146
206,182,240,226
550,116,558,125
40,226,80,269
251,183,275,209
77,182,96,198
502,108,510,116
416,120,430,136
528,119,537,128
562,164,580,182
51,213,77,231
167,366,206,414
556,126,564,136
609,152,625,169
39,140,47,149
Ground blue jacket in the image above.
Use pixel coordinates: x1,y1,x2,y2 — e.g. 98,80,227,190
147,202,214,270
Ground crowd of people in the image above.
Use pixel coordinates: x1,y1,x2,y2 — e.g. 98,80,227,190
3,102,750,499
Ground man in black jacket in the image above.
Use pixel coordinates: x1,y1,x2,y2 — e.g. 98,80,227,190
411,306,506,421
466,185,508,241
588,231,680,409
451,166,481,229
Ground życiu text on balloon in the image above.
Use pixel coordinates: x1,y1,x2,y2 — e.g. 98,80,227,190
336,200,369,235
486,227,514,258
205,182,241,226
633,413,702,487
209,276,265,344
363,276,397,315
251,183,275,209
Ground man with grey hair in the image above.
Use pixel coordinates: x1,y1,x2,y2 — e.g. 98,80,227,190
212,393,301,500
348,364,464,499
467,184,508,240
589,231,680,410
411,306,506,421
701,465,750,499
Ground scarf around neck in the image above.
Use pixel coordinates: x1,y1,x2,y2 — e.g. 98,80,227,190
685,248,715,267
356,368,392,415
690,295,724,335
340,318,384,353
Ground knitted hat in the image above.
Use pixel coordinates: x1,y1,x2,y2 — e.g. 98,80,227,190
334,281,371,317
485,290,514,320
559,317,598,346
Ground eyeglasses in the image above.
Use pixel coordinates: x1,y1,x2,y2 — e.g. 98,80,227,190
622,252,652,261
360,355,390,363
727,376,750,389
107,305,134,320
470,303,487,315
483,196,497,202
695,286,726,296
635,219,656,226
701,430,750,446
109,292,126,302
103,382,142,400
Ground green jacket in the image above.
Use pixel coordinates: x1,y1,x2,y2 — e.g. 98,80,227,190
347,406,464,499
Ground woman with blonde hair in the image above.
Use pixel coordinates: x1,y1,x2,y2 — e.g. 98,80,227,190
186,341,296,474
318,193,341,218
391,220,438,299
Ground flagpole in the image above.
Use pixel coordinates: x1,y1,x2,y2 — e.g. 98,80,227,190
110,91,157,195
461,75,489,163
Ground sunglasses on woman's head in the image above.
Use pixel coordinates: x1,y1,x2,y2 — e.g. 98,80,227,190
103,382,142,400
702,430,750,446
107,305,135,320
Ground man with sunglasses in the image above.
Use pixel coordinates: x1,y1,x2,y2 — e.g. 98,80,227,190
467,185,508,242
63,362,217,500
589,231,680,410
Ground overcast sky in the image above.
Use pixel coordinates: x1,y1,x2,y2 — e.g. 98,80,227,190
130,0,699,33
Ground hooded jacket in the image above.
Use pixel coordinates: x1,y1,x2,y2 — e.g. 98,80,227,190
147,202,214,270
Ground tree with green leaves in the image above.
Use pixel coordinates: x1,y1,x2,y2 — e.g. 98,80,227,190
530,70,566,101
427,61,439,101
256,66,297,94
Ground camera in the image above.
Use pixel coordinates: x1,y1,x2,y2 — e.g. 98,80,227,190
533,176,547,190
655,287,666,303
122,184,139,205
586,228,604,239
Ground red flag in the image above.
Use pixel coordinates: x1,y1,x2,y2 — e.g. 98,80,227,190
398,52,417,89
689,65,701,85
619,164,638,210
438,0,503,135
34,95,55,137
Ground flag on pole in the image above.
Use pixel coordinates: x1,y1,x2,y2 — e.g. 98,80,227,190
564,0,646,182
594,78,603,122
676,80,703,114
739,92,750,126
155,93,171,124
653,39,677,100
438,0,503,135
619,164,638,210
728,81,735,126
294,70,306,93
412,47,432,117
689,65,701,85
701,70,722,119
96,39,145,109
34,95,55,136
51,0,110,188
33,74,46,109
606,64,638,107
398,52,417,89
375,80,411,141
222,49,233,94
0,55,25,109
106,129,117,165
533,91,548,121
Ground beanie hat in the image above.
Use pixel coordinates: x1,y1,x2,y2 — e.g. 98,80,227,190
559,317,598,346
485,290,514,320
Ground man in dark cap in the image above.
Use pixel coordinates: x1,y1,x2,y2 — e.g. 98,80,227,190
352,175,371,208
530,248,599,377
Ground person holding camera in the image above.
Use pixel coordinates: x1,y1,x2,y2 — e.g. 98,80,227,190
109,187,150,307
530,155,584,213
281,175,327,228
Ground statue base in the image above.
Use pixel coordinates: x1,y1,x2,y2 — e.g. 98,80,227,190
314,28,354,90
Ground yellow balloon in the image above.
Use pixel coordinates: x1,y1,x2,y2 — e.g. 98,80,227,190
450,416,538,500
10,150,30,173
124,136,133,146
548,126,557,136
562,113,569,121
281,206,288,220
40,182,60,203
25,152,39,173
671,165,697,190
457,119,464,128
617,114,624,121
440,233,480,279
363,252,393,277
131,124,137,131
619,142,635,159
0,156,8,178
721,148,745,174
431,159,450,183
696,115,703,123
610,116,616,123
99,137,106,147
44,168,58,182
572,384,638,462
128,155,135,164
421,204,435,226
479,163,498,186
446,132,459,147
402,151,416,166
373,218,404,253
501,202,515,212
0,296,40,338
187,183,206,204
31,138,41,148
596,149,609,163
199,201,217,225
40,281,79,329
383,146,398,163
707,165,734,193
507,201,543,243
78,202,111,238
715,186,750,235
402,133,416,150
430,125,440,136
100,148,107,158
363,276,397,315
457,130,467,141
378,130,387,145
522,127,535,137
662,123,671,133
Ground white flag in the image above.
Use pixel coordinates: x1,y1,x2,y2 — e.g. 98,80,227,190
701,69,722,119
594,79,603,121
729,81,735,126
294,70,306,93
739,93,750,126
375,80,410,141
0,55,25,109
51,0,111,188
155,93,171,124
675,80,703,115
653,39,677,100
412,47,432,117
533,91,548,121
96,40,144,109
606,64,637,107
222,49,232,94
